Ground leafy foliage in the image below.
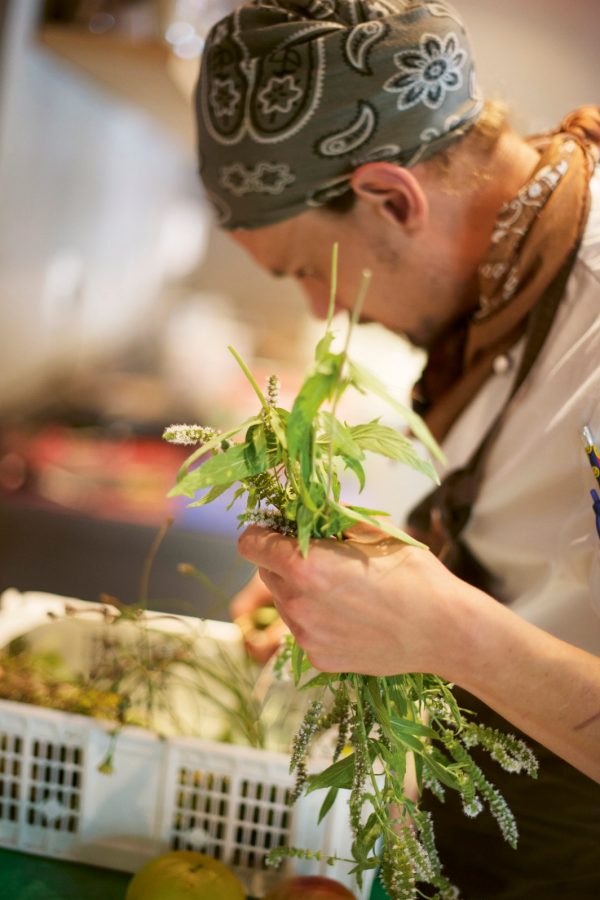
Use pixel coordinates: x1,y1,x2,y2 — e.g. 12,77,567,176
164,250,537,899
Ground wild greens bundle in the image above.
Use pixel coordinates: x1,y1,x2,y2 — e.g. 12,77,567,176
164,251,537,900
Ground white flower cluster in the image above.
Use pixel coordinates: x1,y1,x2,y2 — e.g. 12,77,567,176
462,796,484,818
423,769,446,802
427,697,455,723
460,724,538,777
163,424,219,446
242,509,295,535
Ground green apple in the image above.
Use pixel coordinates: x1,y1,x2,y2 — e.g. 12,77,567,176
126,850,246,900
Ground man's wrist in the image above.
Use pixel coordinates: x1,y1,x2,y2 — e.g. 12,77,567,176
435,573,509,692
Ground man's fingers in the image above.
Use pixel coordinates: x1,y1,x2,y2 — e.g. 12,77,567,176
257,566,288,599
229,570,273,619
237,525,301,575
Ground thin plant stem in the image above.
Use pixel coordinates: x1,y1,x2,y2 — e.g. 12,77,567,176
326,242,339,327
229,345,269,409
139,517,173,609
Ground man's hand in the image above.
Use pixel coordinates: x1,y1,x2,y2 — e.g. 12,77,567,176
238,525,600,783
237,524,470,678
230,570,288,665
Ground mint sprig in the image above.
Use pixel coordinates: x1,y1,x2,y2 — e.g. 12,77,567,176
164,249,537,899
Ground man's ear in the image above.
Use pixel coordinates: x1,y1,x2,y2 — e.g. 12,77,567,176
350,162,429,233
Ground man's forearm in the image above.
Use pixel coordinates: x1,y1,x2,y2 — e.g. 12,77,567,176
450,584,600,782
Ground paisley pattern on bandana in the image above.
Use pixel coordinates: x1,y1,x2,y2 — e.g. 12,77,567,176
343,20,388,74
317,101,377,156
196,0,483,229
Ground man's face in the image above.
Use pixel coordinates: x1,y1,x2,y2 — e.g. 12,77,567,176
231,205,439,347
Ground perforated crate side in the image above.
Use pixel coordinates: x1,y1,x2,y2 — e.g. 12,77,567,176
160,737,374,899
0,700,89,860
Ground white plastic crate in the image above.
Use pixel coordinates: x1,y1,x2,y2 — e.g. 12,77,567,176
0,590,375,898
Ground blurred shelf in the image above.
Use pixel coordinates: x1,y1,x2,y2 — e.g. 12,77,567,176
38,25,199,147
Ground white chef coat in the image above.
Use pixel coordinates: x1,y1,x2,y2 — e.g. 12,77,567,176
442,166,600,656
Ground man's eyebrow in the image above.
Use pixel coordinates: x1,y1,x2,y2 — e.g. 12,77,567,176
270,268,286,279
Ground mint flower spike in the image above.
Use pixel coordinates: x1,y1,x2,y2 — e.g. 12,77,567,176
163,424,220,446
266,374,280,407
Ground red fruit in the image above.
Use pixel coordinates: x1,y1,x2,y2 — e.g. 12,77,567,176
264,875,357,899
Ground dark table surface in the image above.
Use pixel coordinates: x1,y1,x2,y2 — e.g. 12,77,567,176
0,848,269,900
0,848,387,899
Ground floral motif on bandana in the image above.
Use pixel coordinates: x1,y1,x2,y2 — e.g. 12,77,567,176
384,32,466,111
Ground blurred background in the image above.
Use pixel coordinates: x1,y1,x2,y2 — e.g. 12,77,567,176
0,0,598,617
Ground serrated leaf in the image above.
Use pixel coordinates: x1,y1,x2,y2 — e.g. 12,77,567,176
350,421,440,484
347,359,446,464
320,411,364,461
171,438,282,499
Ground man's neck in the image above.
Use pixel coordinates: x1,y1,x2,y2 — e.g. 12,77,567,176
446,128,541,320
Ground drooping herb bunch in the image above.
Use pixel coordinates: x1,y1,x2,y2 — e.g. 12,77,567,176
164,247,538,900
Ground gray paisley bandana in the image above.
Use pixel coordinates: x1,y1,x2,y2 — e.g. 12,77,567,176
196,0,483,229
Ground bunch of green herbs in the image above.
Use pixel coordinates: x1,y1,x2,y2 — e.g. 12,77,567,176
164,248,538,900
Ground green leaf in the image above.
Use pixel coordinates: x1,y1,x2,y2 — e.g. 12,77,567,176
350,421,440,484
171,438,282,499
318,786,339,824
187,483,231,507
422,755,463,791
319,411,364,461
300,672,332,691
364,677,390,727
328,500,427,548
307,753,355,793
174,416,261,483
266,408,288,449
245,423,268,471
347,504,390,517
389,716,435,740
288,358,342,481
378,743,408,784
291,642,305,687
296,503,315,558
315,330,335,363
340,454,365,492
347,359,446,464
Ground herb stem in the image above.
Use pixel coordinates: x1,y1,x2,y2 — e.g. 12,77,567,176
139,517,173,609
326,242,339,327
228,345,269,409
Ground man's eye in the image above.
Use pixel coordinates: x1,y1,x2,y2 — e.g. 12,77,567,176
295,267,316,279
